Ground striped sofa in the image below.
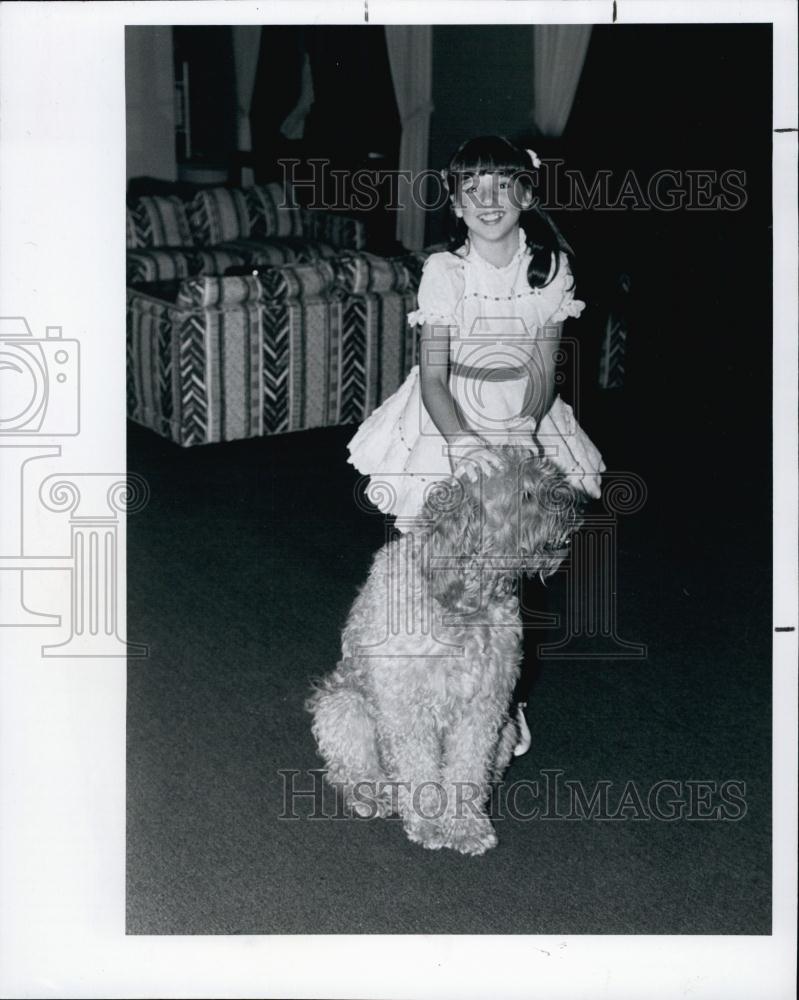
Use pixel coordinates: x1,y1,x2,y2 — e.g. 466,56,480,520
126,182,366,286
126,252,426,447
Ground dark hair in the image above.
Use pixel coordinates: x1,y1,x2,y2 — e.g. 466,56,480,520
443,135,574,290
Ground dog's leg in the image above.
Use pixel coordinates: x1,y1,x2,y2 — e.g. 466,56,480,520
424,623,523,856
388,746,445,849
375,694,445,849
434,704,506,856
307,677,390,818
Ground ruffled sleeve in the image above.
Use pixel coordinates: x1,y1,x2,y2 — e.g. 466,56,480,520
547,253,586,324
407,252,465,328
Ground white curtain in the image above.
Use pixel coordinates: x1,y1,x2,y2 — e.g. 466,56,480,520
532,25,592,136
231,26,263,183
280,51,315,141
385,26,434,251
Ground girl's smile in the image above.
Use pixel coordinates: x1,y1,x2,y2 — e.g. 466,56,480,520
475,210,506,225
454,172,532,264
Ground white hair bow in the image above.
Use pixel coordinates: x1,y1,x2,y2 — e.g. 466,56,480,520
526,148,542,169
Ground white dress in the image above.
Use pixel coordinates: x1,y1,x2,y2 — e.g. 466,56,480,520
347,229,606,522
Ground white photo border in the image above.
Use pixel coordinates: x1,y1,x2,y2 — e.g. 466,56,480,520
0,1,795,997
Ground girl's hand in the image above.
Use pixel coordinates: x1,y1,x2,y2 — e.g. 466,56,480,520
447,434,504,481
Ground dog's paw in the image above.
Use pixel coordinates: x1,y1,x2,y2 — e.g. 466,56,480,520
351,796,394,820
343,780,395,820
439,815,498,856
348,791,394,820
403,816,444,850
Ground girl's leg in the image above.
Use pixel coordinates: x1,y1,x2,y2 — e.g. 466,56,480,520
514,573,552,704
512,574,552,754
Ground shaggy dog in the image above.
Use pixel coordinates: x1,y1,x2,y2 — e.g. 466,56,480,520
307,447,584,855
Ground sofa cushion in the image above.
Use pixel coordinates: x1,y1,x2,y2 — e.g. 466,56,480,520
190,248,251,276
332,252,420,296
175,274,265,309
127,240,340,286
132,195,195,248
126,248,197,285
217,237,337,265
189,186,253,244
246,183,303,239
299,208,366,251
127,246,254,285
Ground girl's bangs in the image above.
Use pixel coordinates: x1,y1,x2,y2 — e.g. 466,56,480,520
452,155,523,177
447,138,531,187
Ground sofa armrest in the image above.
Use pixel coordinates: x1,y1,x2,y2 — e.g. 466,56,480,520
127,277,267,447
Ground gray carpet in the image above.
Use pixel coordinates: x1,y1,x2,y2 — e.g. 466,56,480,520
126,390,771,935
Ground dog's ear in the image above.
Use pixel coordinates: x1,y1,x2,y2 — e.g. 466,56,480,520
425,479,484,613
554,477,586,539
528,466,586,577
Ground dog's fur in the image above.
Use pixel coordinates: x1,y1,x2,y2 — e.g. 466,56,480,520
307,448,584,855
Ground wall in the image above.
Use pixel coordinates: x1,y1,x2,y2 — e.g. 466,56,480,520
125,26,176,183
426,24,535,244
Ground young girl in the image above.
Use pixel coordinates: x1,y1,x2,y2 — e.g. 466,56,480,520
347,135,606,749
348,134,604,519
